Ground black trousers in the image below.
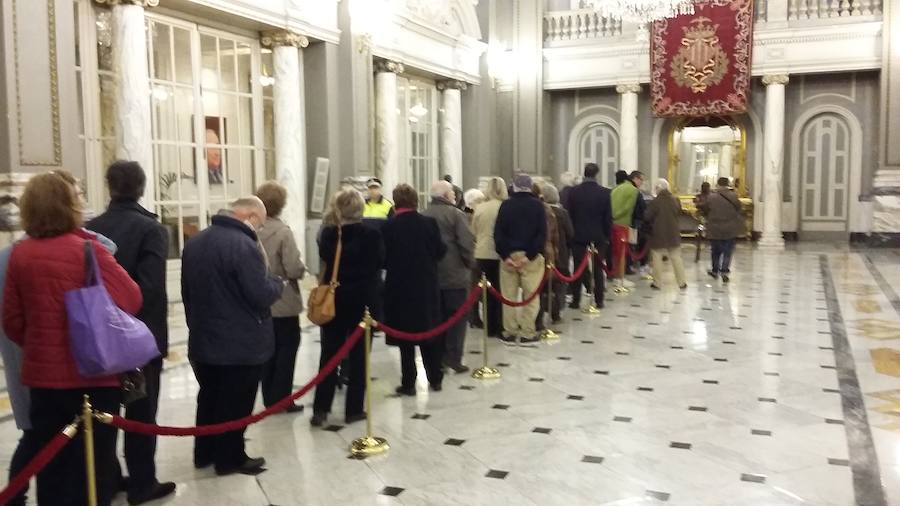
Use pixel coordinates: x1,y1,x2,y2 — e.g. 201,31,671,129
30,387,121,506
8,429,40,505
551,264,569,321
441,288,468,367
399,340,444,388
477,259,502,337
710,239,736,273
261,317,302,407
571,243,607,308
193,363,262,472
312,315,365,418
113,358,163,496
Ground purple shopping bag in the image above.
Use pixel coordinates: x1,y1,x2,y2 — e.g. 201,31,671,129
66,241,160,377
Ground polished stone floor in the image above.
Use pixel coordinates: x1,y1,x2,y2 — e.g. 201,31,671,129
2,243,900,505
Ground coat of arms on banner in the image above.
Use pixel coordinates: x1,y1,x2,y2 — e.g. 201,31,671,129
651,0,755,117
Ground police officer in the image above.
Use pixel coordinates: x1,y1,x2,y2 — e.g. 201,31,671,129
363,178,394,221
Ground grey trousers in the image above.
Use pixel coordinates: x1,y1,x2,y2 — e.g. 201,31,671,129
441,288,469,367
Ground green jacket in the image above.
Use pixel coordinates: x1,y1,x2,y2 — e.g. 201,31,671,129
611,182,638,226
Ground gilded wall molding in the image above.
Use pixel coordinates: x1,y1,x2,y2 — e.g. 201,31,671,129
260,30,309,49
374,60,405,74
437,80,468,91
12,0,62,167
92,0,160,7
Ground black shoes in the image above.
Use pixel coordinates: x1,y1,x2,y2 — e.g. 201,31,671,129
679,284,688,290
429,383,443,392
395,385,416,396
127,481,177,505
345,412,367,424
216,457,266,477
722,275,730,283
500,335,518,346
650,284,661,290
519,336,540,345
449,364,470,374
284,403,304,414
708,270,719,279
568,302,580,309
310,412,327,427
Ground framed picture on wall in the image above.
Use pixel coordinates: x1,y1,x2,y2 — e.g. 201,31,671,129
205,116,227,184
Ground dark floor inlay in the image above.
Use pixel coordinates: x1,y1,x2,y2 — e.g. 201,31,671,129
582,455,604,464
567,395,585,401
496,362,511,367
671,345,685,350
703,379,719,384
729,326,743,330
669,441,692,450
581,340,594,344
764,372,780,377
411,413,431,420
459,385,475,391
648,322,660,326
615,351,630,356
469,350,482,355
601,325,613,329
825,418,845,425
444,438,465,446
688,406,707,412
613,416,632,423
823,388,840,394
637,387,654,392
557,356,572,361
820,364,837,370
751,429,772,436
655,364,671,369
323,425,344,432
758,397,777,403
714,358,728,362
573,318,583,321
828,458,851,467
772,336,785,340
594,370,610,375
492,404,510,410
740,473,766,484
485,469,508,480
380,487,404,497
819,346,834,351
722,340,736,345
529,377,545,382
768,352,783,356
532,427,552,434
646,490,671,502
633,335,646,340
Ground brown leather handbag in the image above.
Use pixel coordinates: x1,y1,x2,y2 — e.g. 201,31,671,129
307,226,342,325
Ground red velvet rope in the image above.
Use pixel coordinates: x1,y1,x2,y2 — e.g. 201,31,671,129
103,325,365,436
552,251,592,283
376,285,481,341
487,271,549,307
0,427,75,504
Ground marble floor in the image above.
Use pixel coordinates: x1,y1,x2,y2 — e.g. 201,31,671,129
2,243,900,505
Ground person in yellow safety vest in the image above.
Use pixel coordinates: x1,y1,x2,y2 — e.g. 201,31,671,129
364,178,394,220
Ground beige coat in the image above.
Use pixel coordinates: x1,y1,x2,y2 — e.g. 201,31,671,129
472,198,503,260
258,217,306,317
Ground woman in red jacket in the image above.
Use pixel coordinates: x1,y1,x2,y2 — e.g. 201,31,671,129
3,172,142,506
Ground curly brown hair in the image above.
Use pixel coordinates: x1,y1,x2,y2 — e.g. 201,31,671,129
255,180,287,218
392,183,418,209
20,172,82,238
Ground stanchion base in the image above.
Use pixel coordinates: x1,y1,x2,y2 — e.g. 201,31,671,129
541,329,561,341
472,366,501,380
350,436,390,457
612,286,631,294
581,305,601,314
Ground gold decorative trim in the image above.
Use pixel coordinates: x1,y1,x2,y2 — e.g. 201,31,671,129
92,0,160,7
762,74,790,86
615,83,641,94
437,80,468,91
13,0,62,167
260,30,309,49
374,60,404,74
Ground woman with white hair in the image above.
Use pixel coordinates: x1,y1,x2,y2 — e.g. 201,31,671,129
644,179,687,290
471,177,508,337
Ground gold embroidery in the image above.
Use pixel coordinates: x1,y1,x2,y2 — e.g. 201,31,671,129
670,17,729,94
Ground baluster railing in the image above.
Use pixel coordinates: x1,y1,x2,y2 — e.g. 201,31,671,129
542,9,624,43
756,0,768,22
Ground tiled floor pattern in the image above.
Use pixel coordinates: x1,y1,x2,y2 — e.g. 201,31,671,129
0,244,899,505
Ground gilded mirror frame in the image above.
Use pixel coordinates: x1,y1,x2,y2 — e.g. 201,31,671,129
666,116,748,198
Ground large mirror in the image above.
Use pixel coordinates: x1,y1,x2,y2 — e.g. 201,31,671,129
667,117,747,198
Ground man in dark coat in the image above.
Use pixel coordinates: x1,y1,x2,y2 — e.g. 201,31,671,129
182,196,283,476
698,177,745,283
382,184,447,395
566,163,613,309
644,179,687,290
86,160,175,505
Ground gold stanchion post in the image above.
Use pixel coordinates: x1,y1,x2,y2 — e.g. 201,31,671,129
541,264,560,341
582,243,601,314
350,308,389,457
472,274,500,379
82,395,98,506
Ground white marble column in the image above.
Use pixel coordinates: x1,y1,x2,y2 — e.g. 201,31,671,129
759,74,789,250
262,30,310,251
375,61,403,195
438,80,467,186
100,0,156,205
616,83,641,174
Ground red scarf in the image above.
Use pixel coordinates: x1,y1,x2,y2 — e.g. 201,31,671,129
394,207,416,216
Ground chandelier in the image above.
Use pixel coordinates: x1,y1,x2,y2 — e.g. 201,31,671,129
581,0,696,24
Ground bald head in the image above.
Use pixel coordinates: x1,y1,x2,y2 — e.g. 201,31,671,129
230,196,267,230
430,180,454,202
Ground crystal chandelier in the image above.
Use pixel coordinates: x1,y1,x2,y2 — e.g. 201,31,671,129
582,0,696,24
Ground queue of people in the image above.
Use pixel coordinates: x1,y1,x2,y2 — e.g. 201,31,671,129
0,159,745,506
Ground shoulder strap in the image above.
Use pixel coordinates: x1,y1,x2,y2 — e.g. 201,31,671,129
83,241,99,286
329,226,342,286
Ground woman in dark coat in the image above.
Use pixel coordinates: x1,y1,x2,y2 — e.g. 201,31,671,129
382,184,448,395
645,179,687,290
311,189,384,427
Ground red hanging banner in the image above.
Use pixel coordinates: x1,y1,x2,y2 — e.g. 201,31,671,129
650,0,755,118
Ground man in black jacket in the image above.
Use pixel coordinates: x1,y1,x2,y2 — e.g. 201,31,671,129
86,161,175,505
494,173,547,345
567,163,613,310
182,196,283,477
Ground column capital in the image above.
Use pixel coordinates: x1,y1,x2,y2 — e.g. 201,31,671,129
260,30,309,49
374,60,404,74
92,0,159,7
615,83,641,94
762,74,790,86
437,80,468,91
